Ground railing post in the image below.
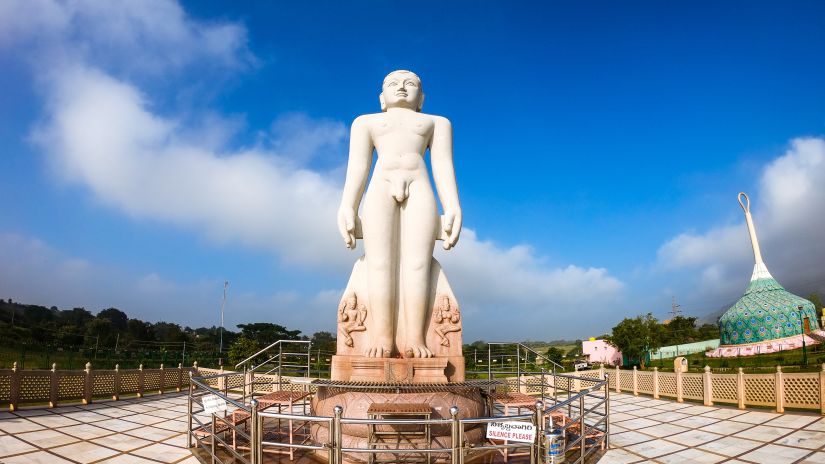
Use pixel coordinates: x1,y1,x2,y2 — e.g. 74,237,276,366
534,401,544,464
450,406,461,464
540,368,547,403
138,364,145,398
614,365,620,393
676,368,684,403
604,373,611,449
158,364,165,395
9,362,20,412
113,364,121,401
632,366,638,396
84,362,92,405
218,366,226,392
737,367,745,409
177,363,183,392
703,366,713,406
820,363,825,415
187,372,194,449
49,363,58,408
333,405,343,464
579,393,586,463
211,413,216,462
250,399,260,464
517,345,521,393
653,367,659,399
775,365,784,413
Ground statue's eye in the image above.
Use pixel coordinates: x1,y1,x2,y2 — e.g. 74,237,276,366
406,81,417,87
388,81,398,86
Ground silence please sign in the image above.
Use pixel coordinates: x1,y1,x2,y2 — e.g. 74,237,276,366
202,394,228,414
486,421,536,443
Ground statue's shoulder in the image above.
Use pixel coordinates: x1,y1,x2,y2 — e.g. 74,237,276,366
352,113,383,127
422,113,451,125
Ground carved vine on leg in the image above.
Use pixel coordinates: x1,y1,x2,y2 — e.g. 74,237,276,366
433,295,461,347
338,294,367,347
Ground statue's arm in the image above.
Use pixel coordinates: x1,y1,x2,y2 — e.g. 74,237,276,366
337,116,373,249
431,116,462,250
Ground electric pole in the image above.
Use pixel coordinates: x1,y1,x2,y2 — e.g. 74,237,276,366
671,296,682,320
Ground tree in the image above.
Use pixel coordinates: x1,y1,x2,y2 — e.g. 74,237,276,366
566,339,583,358
606,313,665,368
85,318,115,347
152,322,186,343
808,293,823,320
97,308,128,331
697,323,719,340
127,319,153,342
228,336,261,366
237,323,302,346
310,331,336,353
545,346,564,365
663,316,698,345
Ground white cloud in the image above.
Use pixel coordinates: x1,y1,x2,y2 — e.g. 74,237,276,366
7,0,626,340
0,0,254,74
657,137,825,301
34,65,351,269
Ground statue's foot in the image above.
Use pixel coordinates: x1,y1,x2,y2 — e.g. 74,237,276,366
364,339,392,358
404,343,433,358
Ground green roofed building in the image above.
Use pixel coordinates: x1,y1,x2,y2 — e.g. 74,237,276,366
708,193,821,357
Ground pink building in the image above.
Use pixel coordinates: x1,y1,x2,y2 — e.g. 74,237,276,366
582,339,622,366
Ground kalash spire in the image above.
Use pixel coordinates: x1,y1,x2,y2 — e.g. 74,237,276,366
712,193,821,354
739,193,773,282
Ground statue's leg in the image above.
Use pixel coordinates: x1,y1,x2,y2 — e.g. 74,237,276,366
362,185,398,358
399,181,437,358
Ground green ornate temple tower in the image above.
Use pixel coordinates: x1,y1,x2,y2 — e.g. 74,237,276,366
717,193,818,345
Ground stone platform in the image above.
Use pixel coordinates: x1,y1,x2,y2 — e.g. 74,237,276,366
311,382,487,462
331,355,465,383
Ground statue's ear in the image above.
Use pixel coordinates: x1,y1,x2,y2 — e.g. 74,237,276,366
379,93,387,112
417,93,425,112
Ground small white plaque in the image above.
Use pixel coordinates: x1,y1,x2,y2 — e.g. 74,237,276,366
202,394,227,414
486,421,536,443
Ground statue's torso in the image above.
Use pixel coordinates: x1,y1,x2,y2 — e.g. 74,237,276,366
368,111,435,172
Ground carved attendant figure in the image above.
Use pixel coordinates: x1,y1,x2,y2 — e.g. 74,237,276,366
433,295,461,347
337,70,462,358
338,295,367,347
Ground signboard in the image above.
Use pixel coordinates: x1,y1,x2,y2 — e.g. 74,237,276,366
486,421,536,443
202,394,227,414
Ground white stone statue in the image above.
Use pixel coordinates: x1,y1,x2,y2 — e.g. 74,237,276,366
337,70,462,359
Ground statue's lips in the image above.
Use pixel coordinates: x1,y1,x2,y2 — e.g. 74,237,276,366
395,92,408,97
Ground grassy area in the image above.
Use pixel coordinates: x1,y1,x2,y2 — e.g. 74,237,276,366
0,346,222,370
645,343,825,373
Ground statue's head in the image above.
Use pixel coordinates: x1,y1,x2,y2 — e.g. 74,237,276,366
380,70,424,112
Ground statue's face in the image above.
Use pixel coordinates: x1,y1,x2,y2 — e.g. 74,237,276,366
381,71,423,111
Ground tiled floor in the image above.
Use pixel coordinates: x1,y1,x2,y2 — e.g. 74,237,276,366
2,391,824,463
601,393,825,463
0,394,197,463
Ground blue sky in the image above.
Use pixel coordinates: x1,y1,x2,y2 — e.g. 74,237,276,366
1,1,824,341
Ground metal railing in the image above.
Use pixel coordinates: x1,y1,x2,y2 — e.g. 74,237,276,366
187,368,609,463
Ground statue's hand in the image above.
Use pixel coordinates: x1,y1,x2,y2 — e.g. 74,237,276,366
337,207,357,249
442,209,462,250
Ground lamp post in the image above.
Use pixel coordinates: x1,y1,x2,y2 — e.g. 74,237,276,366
798,305,808,366
219,281,229,363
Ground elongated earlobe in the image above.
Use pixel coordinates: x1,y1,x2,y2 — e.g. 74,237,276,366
417,93,425,112
379,93,387,112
